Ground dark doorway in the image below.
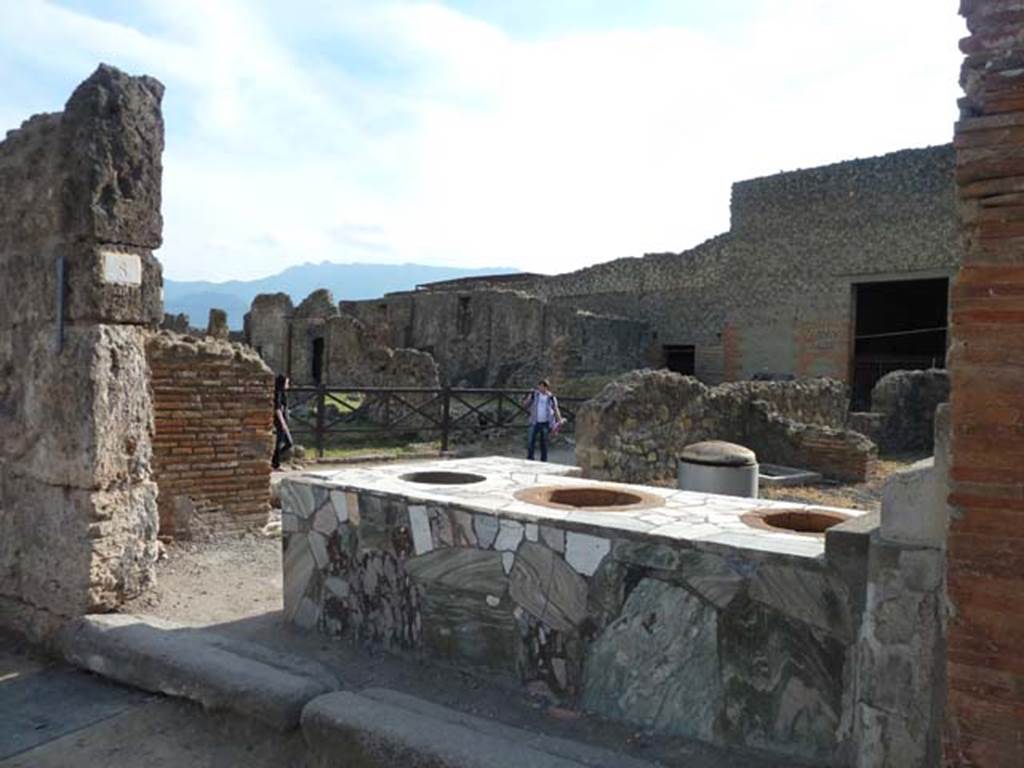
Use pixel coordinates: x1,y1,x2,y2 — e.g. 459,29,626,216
663,345,696,375
311,337,325,383
852,278,948,409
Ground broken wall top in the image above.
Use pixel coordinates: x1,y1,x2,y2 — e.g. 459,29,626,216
0,63,164,329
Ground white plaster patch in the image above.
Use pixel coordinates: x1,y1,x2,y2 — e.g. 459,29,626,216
330,490,349,524
564,532,610,576
525,523,538,542
494,519,524,551
502,551,515,574
100,249,142,286
408,505,434,555
486,595,501,607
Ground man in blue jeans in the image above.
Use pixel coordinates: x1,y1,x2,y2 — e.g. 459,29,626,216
524,379,562,462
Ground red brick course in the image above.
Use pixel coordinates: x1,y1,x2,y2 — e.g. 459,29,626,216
146,332,274,539
948,3,1024,764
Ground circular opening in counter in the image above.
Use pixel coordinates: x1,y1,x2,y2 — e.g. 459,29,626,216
399,471,487,485
515,485,664,512
742,508,850,535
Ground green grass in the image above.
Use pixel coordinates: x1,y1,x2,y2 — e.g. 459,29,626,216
316,437,441,461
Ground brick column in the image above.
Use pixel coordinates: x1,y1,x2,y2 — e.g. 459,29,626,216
948,2,1024,764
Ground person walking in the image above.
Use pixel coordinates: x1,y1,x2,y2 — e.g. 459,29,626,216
272,374,293,470
524,379,562,462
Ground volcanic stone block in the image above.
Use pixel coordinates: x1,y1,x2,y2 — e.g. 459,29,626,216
582,578,721,740
1,325,153,491
61,64,165,249
1,476,158,617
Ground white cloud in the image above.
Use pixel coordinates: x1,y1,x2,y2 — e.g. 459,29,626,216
0,1,965,281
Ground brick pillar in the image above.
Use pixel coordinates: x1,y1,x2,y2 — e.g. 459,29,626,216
947,2,1024,764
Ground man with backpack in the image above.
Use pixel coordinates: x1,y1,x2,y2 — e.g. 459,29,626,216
524,379,563,462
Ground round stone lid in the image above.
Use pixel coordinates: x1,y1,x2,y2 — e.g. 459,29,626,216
679,440,757,467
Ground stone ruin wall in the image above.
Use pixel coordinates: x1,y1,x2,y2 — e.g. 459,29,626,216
341,288,652,387
576,371,876,484
431,147,962,386
147,332,274,539
848,368,951,453
245,148,956,391
244,292,293,375
0,65,164,640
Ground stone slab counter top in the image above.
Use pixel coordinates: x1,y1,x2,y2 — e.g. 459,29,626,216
287,456,867,561
280,456,875,765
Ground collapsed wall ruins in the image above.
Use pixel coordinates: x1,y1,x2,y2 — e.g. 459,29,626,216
0,65,165,639
576,371,876,483
246,285,650,389
340,287,652,387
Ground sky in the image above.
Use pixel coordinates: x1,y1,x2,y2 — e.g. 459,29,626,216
0,1,966,282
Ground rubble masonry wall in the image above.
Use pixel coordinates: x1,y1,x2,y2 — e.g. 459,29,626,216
576,371,876,484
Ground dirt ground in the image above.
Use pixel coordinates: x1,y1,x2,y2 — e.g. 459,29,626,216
759,451,929,511
124,533,283,626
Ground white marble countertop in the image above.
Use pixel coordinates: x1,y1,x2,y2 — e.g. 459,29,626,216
286,456,871,560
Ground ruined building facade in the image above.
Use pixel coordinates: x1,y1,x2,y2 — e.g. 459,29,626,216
246,145,961,399
246,286,651,388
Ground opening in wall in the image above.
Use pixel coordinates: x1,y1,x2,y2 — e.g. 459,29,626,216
311,337,325,383
851,277,948,409
663,345,696,375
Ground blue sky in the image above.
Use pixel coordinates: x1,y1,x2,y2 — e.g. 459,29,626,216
0,1,965,281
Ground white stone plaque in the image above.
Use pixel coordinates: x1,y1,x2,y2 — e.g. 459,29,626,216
100,249,142,286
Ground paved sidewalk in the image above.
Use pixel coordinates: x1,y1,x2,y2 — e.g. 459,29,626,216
0,640,305,767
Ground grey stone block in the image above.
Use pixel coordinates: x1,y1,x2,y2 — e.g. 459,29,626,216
302,689,657,768
58,614,339,730
582,578,721,741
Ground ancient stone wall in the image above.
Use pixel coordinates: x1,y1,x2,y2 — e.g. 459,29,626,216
947,3,1024,764
342,288,651,387
437,147,961,385
0,65,164,639
324,313,439,389
575,371,875,484
290,289,338,385
244,292,293,375
147,332,273,539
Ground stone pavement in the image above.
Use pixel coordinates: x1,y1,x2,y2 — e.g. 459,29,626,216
0,638,305,767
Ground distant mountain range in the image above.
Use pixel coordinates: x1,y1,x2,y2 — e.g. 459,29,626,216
163,262,518,330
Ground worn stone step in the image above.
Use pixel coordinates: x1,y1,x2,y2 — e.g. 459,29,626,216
301,688,662,768
58,613,339,730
